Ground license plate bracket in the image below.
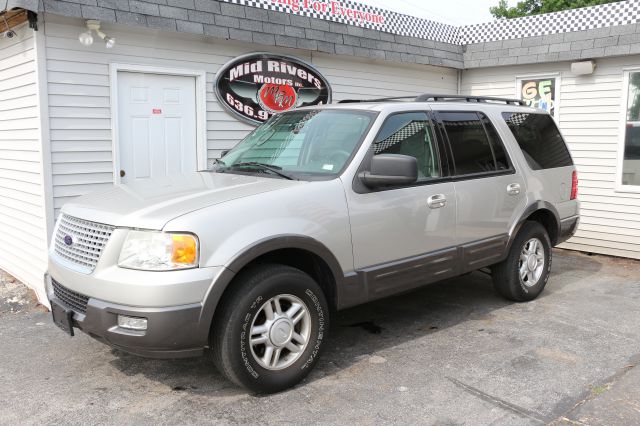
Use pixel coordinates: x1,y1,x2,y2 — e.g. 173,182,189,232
51,300,74,336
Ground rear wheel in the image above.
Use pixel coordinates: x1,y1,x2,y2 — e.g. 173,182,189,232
492,221,552,302
211,264,329,394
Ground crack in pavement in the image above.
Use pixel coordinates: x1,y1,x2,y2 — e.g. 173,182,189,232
549,353,640,425
447,377,547,424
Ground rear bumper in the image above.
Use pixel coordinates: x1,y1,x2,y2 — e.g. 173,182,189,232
557,215,580,245
47,275,209,359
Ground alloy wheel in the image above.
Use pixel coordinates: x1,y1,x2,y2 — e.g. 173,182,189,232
518,237,545,287
249,294,312,370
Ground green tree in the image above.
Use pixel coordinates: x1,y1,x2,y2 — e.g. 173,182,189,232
490,0,623,19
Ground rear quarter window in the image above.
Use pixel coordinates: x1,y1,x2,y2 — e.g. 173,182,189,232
502,112,573,170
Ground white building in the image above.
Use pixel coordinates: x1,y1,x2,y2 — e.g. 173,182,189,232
1,0,639,304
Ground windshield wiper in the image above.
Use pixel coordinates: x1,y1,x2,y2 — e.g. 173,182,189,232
208,158,226,171
228,162,297,180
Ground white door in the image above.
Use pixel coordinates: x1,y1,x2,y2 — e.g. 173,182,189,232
117,72,197,183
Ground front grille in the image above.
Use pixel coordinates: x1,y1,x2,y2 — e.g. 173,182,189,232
52,279,89,314
54,214,115,273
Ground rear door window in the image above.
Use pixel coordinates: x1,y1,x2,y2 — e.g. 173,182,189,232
439,112,510,175
481,114,510,171
502,112,573,170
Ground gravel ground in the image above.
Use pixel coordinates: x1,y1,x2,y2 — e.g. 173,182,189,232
0,270,41,315
0,249,639,425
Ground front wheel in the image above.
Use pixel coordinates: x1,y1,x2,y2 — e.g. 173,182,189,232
492,221,552,302
211,264,329,394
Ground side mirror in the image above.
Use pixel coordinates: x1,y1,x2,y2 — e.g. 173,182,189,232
359,154,418,188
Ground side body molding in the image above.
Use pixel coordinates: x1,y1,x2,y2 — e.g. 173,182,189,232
196,235,346,345
195,202,565,347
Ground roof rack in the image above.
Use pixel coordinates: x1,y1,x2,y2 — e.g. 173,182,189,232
338,96,417,104
415,94,525,105
337,93,525,106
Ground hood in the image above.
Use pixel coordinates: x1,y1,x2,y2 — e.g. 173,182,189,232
61,172,303,229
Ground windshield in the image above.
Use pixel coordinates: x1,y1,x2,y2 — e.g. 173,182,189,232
213,109,375,179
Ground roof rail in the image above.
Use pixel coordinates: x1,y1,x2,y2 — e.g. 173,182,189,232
338,96,416,104
415,94,526,105
337,94,525,106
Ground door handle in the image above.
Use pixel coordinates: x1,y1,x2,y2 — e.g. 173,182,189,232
507,183,521,195
120,170,126,178
427,194,447,209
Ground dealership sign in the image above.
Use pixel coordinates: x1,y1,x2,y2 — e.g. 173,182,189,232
215,53,332,125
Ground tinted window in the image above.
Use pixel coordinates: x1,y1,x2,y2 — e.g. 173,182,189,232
374,112,440,180
502,112,573,170
481,114,510,170
440,112,497,175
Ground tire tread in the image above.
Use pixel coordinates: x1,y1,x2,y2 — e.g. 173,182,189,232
210,263,327,393
492,221,552,302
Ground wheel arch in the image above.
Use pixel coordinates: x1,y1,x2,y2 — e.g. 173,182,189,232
197,235,344,345
508,201,561,254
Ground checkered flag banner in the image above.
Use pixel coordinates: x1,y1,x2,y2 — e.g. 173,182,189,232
222,0,640,44
226,0,459,43
375,121,426,154
460,0,640,43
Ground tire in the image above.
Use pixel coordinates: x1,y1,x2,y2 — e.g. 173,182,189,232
211,264,329,394
492,221,552,302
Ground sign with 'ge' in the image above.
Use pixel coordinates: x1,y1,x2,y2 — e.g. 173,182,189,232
519,78,557,116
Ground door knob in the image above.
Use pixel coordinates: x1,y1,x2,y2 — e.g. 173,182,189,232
427,194,447,209
120,170,126,178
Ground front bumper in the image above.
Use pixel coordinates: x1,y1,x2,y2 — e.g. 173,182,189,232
49,286,204,358
46,261,226,358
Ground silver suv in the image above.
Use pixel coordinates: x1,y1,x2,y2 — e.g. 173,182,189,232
48,94,580,393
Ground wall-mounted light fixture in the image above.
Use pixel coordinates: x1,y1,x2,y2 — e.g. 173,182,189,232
78,20,115,48
571,60,596,75
1,14,17,39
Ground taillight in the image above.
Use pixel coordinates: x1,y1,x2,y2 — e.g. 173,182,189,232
570,170,578,200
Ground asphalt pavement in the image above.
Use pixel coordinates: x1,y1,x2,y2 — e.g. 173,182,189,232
1,249,639,425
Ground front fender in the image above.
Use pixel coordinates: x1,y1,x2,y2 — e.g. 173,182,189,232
162,179,353,345
192,234,345,347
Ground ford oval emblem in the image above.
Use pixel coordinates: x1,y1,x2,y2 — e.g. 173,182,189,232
64,235,73,246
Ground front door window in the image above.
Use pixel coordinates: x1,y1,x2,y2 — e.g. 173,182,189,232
373,112,440,180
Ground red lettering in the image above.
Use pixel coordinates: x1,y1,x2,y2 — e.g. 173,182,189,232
276,0,384,26
330,1,339,15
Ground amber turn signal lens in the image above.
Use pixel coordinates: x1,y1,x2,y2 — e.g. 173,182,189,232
171,235,198,265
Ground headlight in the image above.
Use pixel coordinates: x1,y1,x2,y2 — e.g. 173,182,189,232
118,230,199,271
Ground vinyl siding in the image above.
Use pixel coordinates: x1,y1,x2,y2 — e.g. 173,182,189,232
42,15,458,217
0,24,49,299
462,58,640,259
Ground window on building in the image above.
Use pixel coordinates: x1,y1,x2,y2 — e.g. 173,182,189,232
440,112,504,175
622,72,640,187
502,112,573,170
373,112,440,180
